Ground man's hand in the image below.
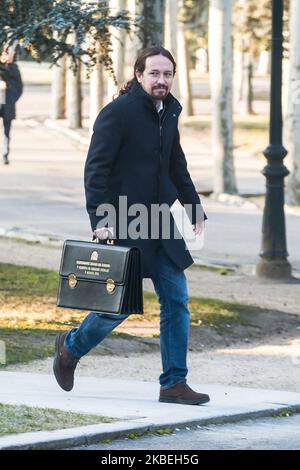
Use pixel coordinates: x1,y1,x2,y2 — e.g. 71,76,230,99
192,220,205,235
0,80,6,91
94,227,114,240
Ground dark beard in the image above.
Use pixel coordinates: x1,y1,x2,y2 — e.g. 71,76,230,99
150,89,168,99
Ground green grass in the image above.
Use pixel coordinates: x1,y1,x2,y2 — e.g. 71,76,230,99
140,291,257,333
0,263,87,366
0,403,117,436
154,427,174,436
188,297,257,330
9,237,41,246
182,115,269,159
125,427,174,441
122,427,175,443
0,263,58,297
182,114,269,131
0,327,59,365
0,262,259,366
272,409,297,419
189,264,235,275
183,119,268,132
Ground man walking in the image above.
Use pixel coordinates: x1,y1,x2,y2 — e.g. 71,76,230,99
54,46,209,406
0,46,23,165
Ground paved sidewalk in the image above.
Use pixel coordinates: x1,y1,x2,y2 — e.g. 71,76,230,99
0,371,300,450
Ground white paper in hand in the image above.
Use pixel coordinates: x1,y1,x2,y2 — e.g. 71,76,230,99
170,201,205,260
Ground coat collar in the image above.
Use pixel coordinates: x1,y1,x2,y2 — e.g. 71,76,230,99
129,80,182,115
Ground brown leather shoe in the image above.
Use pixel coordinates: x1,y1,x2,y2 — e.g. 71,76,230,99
53,332,79,391
159,380,210,405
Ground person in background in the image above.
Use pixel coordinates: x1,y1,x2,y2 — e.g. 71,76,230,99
0,46,23,165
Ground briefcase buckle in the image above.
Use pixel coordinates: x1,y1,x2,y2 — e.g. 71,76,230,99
68,274,77,289
106,278,115,294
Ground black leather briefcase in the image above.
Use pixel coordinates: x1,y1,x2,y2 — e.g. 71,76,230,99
57,239,143,316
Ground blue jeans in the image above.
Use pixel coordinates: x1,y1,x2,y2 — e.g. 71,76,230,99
65,245,190,390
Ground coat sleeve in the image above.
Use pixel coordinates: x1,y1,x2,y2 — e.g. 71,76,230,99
170,128,207,224
84,103,124,232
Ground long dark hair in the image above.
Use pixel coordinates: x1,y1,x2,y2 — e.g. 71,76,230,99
118,46,176,97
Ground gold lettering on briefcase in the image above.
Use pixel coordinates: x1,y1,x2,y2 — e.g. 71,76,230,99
68,274,77,289
91,251,99,261
76,258,111,275
106,278,115,294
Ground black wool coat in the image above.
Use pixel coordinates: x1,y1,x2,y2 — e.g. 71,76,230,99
84,81,206,279
0,63,23,120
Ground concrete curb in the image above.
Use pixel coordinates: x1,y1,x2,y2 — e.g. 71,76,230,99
1,405,300,450
2,229,300,276
0,227,63,248
0,228,237,273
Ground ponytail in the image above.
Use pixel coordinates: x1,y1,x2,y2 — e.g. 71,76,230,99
118,77,137,96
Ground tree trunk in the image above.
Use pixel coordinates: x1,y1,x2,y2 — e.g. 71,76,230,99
285,0,300,205
240,51,254,114
234,39,254,115
66,59,82,129
124,0,143,81
51,55,66,119
164,0,179,97
209,0,237,194
89,60,104,135
176,21,193,116
141,0,165,48
233,38,243,112
106,0,127,103
246,59,254,114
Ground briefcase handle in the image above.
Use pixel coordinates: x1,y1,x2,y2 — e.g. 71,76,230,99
92,235,115,245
